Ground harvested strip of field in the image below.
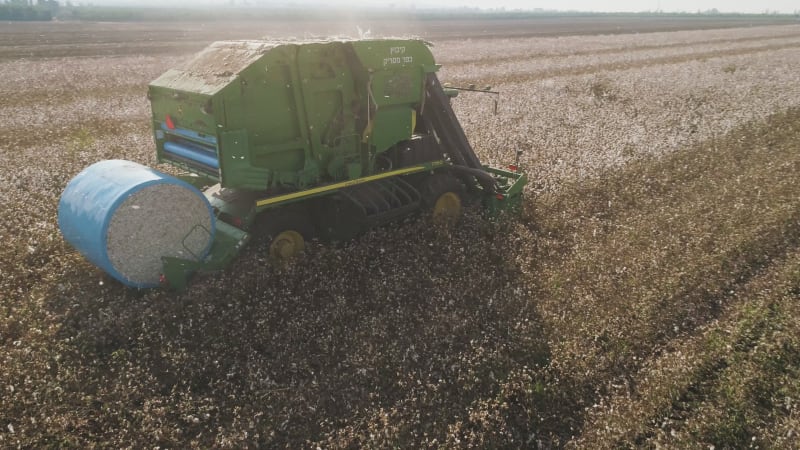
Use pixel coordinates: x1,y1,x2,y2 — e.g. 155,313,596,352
0,57,171,109
0,94,147,131
298,102,800,449
562,246,800,448
529,106,800,447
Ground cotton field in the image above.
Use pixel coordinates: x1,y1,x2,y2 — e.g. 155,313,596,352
1,19,799,448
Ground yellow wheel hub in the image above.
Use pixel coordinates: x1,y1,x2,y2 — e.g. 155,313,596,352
432,192,462,226
269,230,305,260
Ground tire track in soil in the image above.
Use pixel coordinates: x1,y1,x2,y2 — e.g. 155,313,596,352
568,244,800,449
448,41,800,85
527,107,800,446
1,84,148,111
751,315,800,448
0,42,204,61
1,116,150,155
547,212,800,448
640,260,800,448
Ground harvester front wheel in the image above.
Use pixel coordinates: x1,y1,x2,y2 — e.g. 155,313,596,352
269,230,305,260
421,173,464,227
258,210,313,261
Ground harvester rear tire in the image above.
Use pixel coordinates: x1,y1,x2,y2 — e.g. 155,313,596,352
420,173,465,228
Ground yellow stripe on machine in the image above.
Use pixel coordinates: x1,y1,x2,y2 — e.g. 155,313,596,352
255,162,443,207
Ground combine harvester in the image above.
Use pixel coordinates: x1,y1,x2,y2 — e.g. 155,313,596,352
58,39,527,289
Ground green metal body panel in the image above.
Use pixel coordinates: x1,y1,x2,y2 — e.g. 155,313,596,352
162,220,250,290
482,167,528,215
149,39,436,192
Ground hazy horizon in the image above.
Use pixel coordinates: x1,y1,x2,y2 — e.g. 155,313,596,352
64,0,799,14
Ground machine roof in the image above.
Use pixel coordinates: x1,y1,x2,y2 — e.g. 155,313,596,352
149,38,433,95
150,40,280,95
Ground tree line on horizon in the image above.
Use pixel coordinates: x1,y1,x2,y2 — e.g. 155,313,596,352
0,1,797,22
0,0,57,20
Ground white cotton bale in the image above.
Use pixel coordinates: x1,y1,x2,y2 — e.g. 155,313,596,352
58,160,215,288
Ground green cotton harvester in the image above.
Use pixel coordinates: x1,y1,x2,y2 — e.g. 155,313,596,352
57,38,527,290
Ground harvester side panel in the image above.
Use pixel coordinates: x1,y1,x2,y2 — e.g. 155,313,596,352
348,40,435,161
224,45,311,190
296,43,359,184
150,39,440,192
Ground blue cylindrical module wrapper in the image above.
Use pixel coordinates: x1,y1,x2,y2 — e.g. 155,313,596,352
58,159,215,288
